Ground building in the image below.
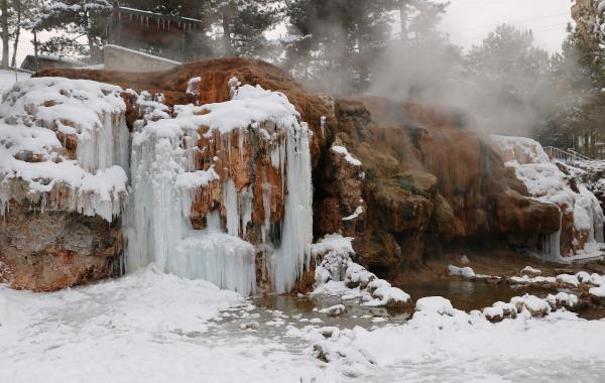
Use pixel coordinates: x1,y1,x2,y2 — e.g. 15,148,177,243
107,3,206,63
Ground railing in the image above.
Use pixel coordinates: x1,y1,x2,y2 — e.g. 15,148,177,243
544,146,593,164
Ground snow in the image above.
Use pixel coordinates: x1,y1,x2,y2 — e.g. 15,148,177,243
556,273,580,287
521,265,542,275
311,234,410,308
0,269,333,383
331,145,362,166
415,296,455,316
306,310,605,381
341,205,363,221
447,264,476,279
509,275,557,285
311,234,355,257
0,69,30,92
2,268,605,382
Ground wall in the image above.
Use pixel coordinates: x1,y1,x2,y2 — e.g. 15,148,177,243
104,44,181,72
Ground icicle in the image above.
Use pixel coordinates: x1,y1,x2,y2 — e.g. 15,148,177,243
270,122,313,293
223,179,240,236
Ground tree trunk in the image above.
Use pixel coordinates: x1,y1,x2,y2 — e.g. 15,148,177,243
399,1,408,41
10,0,20,68
33,29,38,71
222,6,234,56
1,0,9,69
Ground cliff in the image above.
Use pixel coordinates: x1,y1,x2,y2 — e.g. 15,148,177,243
1,58,594,292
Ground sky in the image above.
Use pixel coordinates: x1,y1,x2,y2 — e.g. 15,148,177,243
7,0,575,67
441,0,573,52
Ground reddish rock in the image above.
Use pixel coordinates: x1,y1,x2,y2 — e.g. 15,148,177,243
0,201,123,292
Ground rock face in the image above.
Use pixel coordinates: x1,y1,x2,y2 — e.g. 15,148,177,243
0,203,123,291
314,97,561,276
4,58,593,292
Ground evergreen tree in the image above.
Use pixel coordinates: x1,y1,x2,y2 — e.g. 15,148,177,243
465,24,553,135
33,0,113,62
285,0,394,91
202,0,281,57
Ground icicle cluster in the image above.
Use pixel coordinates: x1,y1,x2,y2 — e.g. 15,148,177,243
126,79,313,295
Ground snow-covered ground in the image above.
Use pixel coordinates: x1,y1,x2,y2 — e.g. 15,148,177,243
2,269,605,383
0,69,30,92
0,269,334,383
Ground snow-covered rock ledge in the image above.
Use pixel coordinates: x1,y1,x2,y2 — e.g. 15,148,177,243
311,234,412,311
491,135,605,262
0,77,129,221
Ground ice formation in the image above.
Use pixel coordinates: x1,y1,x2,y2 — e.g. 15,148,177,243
491,135,605,261
0,77,129,222
126,80,313,295
1,75,315,295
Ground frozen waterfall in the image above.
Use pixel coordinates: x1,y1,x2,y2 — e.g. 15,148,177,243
125,83,313,295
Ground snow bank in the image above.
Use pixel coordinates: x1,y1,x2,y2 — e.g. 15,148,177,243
0,77,129,222
304,309,605,380
415,296,455,316
491,135,605,261
0,69,30,92
0,268,334,383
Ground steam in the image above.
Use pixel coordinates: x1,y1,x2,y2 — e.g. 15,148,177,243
366,25,587,137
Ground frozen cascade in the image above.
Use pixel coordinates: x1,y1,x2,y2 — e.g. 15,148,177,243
270,122,313,293
491,135,605,261
125,81,314,295
77,113,130,174
125,124,257,295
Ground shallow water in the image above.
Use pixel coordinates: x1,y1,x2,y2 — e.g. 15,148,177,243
398,279,547,311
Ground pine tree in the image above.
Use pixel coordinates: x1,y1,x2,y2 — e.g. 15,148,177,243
33,0,113,62
202,0,281,57
285,0,393,91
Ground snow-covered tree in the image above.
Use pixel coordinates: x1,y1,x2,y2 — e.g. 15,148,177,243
34,0,113,62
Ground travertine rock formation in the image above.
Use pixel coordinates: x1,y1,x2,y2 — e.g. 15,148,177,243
3,58,598,292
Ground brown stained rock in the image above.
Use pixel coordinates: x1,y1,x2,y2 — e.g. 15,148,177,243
0,201,123,292
189,126,287,245
36,58,335,167
32,58,567,289
314,96,562,273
